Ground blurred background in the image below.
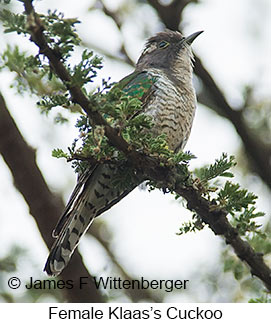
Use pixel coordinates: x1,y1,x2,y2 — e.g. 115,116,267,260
0,0,270,302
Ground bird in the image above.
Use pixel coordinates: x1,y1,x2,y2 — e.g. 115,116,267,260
44,29,203,276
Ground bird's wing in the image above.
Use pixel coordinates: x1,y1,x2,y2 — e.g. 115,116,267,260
118,70,156,103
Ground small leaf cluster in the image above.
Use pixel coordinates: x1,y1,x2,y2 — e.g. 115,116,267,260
41,10,81,60
0,9,27,35
1,6,81,61
92,82,144,124
52,112,116,173
70,84,153,163
69,49,103,88
218,181,264,236
51,86,147,171
0,6,101,91
177,214,204,235
0,45,64,96
37,93,71,114
194,153,235,183
177,154,265,239
249,295,271,303
52,148,69,159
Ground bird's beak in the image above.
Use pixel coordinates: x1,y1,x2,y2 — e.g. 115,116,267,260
184,31,204,45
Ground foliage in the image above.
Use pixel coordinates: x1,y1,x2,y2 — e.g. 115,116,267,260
69,49,103,87
42,10,81,60
0,45,64,96
177,213,204,235
0,8,27,35
194,153,235,182
218,182,265,236
249,295,271,303
222,222,271,294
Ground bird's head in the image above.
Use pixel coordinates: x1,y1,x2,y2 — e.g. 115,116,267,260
136,30,203,79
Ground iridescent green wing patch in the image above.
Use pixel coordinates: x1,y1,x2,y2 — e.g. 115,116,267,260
118,71,156,102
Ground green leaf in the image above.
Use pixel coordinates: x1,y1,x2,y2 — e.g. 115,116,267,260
195,153,236,182
70,50,103,87
52,148,68,159
0,9,27,35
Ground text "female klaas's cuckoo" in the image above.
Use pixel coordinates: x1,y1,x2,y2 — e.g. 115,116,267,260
44,30,203,276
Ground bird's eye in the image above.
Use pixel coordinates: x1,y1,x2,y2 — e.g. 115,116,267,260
158,41,169,49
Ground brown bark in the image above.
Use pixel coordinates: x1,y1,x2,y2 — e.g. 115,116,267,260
0,92,104,302
194,57,271,189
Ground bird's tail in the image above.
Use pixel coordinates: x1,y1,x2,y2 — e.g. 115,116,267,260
43,203,95,276
44,164,139,276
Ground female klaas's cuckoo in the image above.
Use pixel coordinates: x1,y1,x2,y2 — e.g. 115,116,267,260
44,30,203,276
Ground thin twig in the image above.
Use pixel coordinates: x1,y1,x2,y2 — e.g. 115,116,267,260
97,0,135,66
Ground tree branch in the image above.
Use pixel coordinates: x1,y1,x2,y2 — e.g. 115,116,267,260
147,0,197,30
174,182,271,290
81,40,135,67
21,0,271,290
193,57,271,189
96,0,137,67
0,91,104,302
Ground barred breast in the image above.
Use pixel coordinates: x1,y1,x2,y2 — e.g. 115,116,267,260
145,69,196,152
